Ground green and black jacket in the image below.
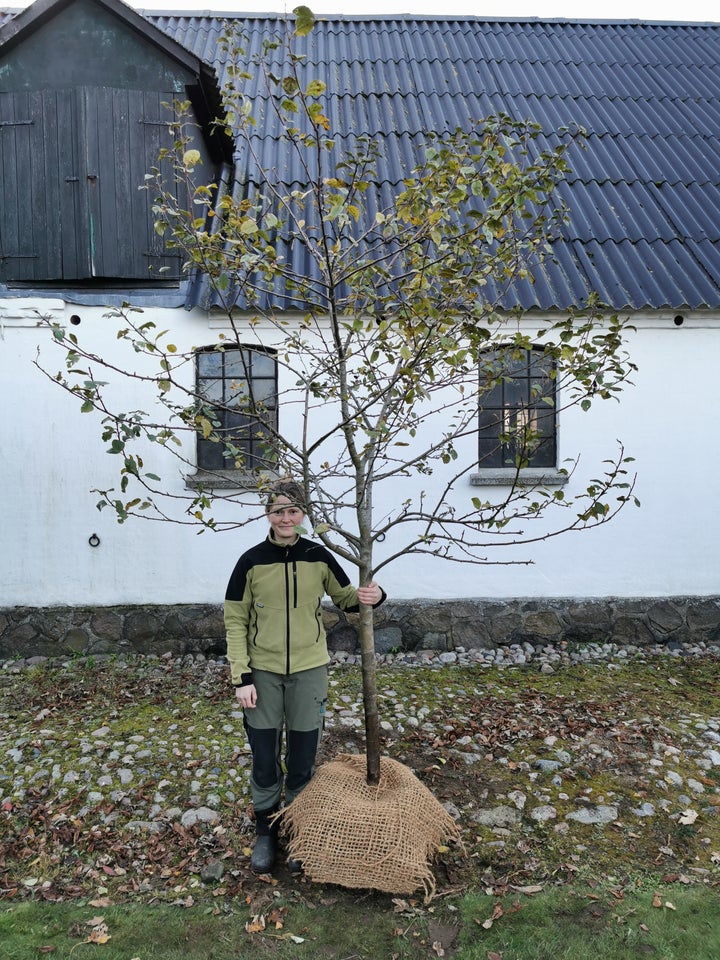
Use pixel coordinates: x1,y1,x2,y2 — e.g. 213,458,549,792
224,534,385,686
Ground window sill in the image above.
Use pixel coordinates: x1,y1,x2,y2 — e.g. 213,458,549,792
470,468,569,487
185,470,261,491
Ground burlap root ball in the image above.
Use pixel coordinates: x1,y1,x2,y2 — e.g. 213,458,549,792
278,753,460,898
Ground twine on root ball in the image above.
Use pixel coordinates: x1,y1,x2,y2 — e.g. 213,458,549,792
277,753,461,899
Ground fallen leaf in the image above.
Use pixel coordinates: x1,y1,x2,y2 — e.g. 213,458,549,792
640,924,649,932
268,906,287,929
85,915,106,927
87,924,111,945
652,893,662,908
477,900,505,930
245,914,266,934
510,884,543,895
432,942,445,957
38,947,56,954
665,901,676,911
487,953,504,960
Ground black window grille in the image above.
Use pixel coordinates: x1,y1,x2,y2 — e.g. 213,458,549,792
478,347,556,469
195,346,278,472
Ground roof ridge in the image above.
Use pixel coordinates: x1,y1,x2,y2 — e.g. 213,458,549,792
140,12,720,27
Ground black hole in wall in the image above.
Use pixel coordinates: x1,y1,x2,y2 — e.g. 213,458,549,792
673,315,684,326
70,314,81,325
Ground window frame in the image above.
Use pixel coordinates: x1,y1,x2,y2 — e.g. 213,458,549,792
472,345,567,487
191,344,279,483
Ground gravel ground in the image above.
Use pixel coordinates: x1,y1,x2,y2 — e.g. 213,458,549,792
1,639,720,899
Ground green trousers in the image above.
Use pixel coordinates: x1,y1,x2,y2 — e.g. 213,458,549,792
243,664,328,819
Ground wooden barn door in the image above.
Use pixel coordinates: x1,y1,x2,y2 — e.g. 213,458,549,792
0,87,182,282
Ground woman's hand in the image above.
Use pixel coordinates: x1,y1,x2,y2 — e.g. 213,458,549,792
235,683,257,708
357,581,383,606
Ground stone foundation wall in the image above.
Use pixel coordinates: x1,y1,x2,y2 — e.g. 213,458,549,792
1,597,719,661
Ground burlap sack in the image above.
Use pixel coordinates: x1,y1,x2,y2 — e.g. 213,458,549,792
278,753,460,898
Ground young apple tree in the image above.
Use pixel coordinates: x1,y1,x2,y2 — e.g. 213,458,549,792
38,8,637,784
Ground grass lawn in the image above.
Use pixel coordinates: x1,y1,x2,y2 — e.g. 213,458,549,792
2,882,719,959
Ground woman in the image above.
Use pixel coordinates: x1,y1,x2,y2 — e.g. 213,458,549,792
224,480,385,873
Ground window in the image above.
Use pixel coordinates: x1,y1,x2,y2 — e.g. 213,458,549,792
195,346,278,473
478,346,556,470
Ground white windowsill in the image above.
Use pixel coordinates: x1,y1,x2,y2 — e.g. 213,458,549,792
185,470,261,491
470,468,569,487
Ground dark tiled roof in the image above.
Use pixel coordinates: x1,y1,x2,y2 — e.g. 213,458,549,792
6,9,720,311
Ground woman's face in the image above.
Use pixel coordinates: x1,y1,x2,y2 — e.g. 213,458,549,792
266,495,305,544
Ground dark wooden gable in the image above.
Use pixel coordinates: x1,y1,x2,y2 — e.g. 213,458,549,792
0,0,228,285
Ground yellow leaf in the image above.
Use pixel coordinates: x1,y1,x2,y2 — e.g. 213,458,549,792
182,149,201,168
88,932,111,944
245,914,266,934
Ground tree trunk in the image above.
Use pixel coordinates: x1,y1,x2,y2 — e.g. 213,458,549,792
358,600,380,785
356,479,379,785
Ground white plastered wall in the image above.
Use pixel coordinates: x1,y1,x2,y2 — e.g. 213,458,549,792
1,301,718,605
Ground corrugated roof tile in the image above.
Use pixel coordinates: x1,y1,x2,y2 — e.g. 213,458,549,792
142,14,720,311
5,7,717,311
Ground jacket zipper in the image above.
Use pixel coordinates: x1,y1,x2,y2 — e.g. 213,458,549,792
284,549,291,675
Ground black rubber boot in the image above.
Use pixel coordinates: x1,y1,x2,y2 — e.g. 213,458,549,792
251,834,277,873
251,807,279,874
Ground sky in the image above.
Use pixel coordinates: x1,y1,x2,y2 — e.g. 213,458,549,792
126,0,719,22
9,0,720,22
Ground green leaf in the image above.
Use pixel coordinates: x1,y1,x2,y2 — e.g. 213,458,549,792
293,5,315,35
305,79,326,97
